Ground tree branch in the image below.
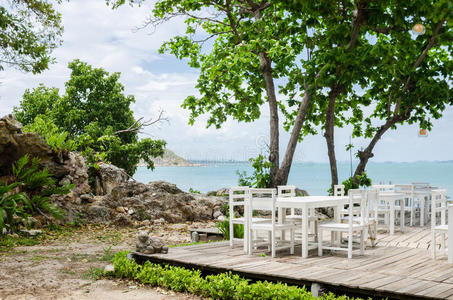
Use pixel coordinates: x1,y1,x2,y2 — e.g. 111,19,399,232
114,110,168,135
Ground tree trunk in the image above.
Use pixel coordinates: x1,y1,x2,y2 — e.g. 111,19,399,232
324,86,342,190
258,52,280,187
353,117,399,182
274,85,313,186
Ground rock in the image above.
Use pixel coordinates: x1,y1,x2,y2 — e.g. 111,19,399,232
191,231,200,243
295,188,309,196
93,162,128,196
116,206,126,213
217,215,226,222
104,264,115,274
80,194,94,203
136,230,168,254
213,210,222,219
216,188,228,196
20,229,42,237
113,213,132,227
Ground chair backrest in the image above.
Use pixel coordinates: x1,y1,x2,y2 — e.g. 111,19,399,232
371,184,395,192
413,182,430,191
249,188,276,211
334,185,345,196
229,186,249,219
277,185,296,197
278,185,296,215
348,189,367,226
366,189,379,219
431,189,447,227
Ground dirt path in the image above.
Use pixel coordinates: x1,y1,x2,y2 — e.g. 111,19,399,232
0,222,213,300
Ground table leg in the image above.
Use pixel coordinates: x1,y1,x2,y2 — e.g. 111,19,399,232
390,200,395,235
302,207,308,258
421,197,425,226
400,198,405,233
334,205,340,243
278,207,286,241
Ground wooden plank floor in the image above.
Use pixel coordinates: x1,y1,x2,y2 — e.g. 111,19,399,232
137,227,453,300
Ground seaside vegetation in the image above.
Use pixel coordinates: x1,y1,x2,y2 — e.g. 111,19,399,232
0,155,73,233
13,60,166,176
110,0,453,190
111,251,358,300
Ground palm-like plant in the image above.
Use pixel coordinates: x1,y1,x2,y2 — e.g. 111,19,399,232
0,182,30,233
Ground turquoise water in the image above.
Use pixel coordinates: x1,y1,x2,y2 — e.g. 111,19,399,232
134,161,453,196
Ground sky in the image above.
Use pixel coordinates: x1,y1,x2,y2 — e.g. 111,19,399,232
1,0,452,163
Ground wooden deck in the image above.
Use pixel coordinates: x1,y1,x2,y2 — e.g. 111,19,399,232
133,227,453,300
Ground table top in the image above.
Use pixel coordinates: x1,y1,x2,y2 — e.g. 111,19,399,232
276,195,349,209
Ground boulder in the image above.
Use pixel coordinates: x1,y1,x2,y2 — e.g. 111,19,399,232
136,230,168,254
93,162,128,195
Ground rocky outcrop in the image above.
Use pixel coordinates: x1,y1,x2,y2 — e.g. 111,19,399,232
93,162,128,196
84,181,226,226
0,114,63,177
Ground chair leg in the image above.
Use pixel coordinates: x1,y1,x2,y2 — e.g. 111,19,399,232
360,231,364,255
248,228,253,255
290,229,294,255
271,230,276,258
441,232,446,254
229,221,234,248
318,229,323,257
348,232,353,259
313,220,318,242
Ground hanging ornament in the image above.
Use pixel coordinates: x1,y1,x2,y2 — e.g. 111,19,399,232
412,23,425,36
418,128,428,137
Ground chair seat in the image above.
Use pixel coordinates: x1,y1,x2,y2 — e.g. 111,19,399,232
286,215,318,222
319,222,366,231
251,220,297,230
434,225,448,232
231,217,268,224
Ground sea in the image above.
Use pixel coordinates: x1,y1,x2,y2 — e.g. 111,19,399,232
134,161,453,196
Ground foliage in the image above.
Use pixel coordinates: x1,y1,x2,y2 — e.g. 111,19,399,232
342,173,372,195
0,182,29,233
188,188,201,194
237,155,272,188
0,0,63,73
112,251,356,300
0,233,41,252
13,60,166,175
23,115,77,152
215,218,244,240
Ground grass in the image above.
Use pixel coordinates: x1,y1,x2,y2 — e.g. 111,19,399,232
101,246,115,261
0,234,41,252
83,266,105,281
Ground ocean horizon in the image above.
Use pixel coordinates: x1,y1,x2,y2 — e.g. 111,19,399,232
134,161,453,197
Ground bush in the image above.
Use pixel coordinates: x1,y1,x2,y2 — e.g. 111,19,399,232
237,154,272,188
0,155,73,233
111,251,358,300
216,218,244,240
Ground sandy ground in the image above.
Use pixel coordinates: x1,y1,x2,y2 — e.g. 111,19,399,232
0,222,214,300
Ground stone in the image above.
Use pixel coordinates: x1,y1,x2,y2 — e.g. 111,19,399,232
104,264,115,274
93,162,128,196
213,210,222,219
113,213,132,227
116,206,126,213
191,231,200,243
136,230,168,254
20,229,42,237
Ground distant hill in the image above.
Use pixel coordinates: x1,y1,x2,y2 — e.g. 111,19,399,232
141,149,200,167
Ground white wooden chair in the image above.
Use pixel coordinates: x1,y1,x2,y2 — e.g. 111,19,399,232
248,188,296,257
413,182,431,226
371,184,399,228
334,185,345,197
318,189,367,259
394,184,414,226
229,186,268,252
431,189,448,260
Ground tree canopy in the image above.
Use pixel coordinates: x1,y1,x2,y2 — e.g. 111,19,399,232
14,60,166,175
0,0,64,73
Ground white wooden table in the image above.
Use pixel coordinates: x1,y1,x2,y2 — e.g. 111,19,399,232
276,196,349,258
377,192,406,235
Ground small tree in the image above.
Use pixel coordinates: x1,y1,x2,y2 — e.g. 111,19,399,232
14,60,166,175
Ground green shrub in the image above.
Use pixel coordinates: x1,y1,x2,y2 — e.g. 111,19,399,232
111,251,358,300
1,155,73,234
237,154,272,188
216,218,244,240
